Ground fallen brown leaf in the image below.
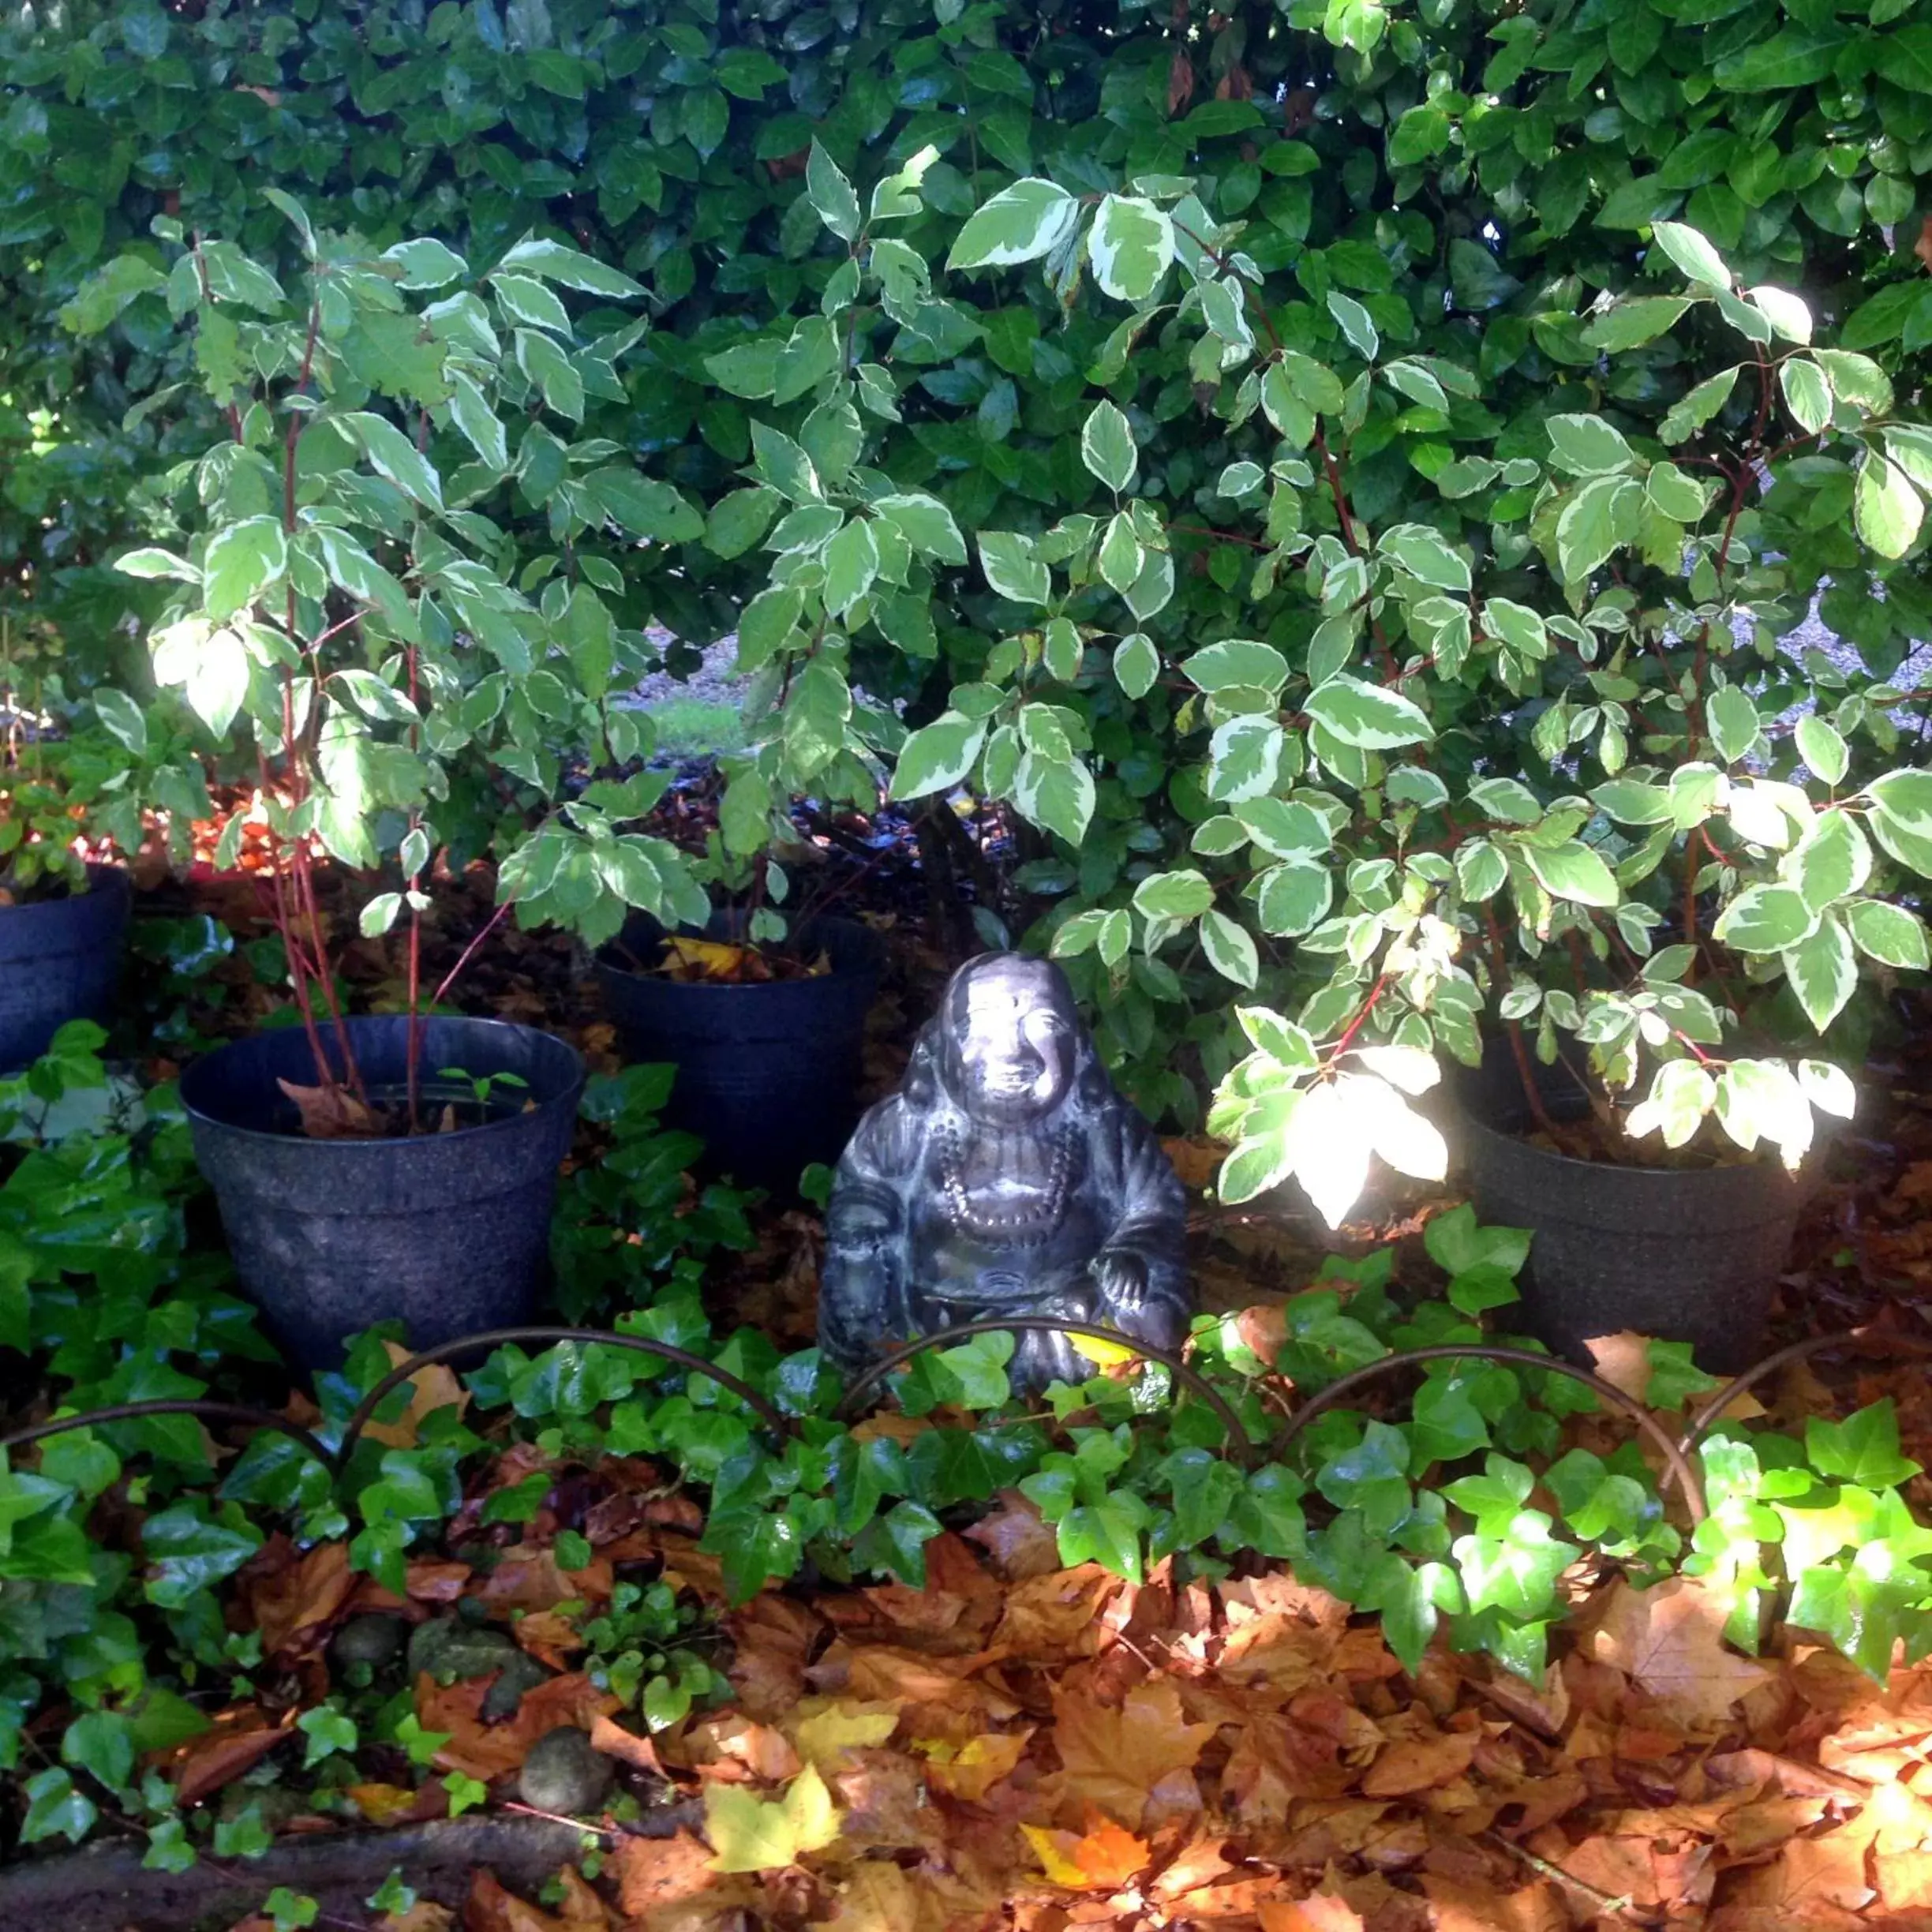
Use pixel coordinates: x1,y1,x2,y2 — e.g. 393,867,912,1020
1585,1575,1775,1728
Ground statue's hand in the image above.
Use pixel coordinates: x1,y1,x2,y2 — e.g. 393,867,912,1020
1088,1247,1149,1320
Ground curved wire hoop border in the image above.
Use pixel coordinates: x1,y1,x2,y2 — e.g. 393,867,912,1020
830,1316,1264,1468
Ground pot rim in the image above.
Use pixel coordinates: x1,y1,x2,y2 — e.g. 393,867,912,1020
1456,1097,1804,1185
179,1013,584,1150
0,860,129,916
593,910,885,990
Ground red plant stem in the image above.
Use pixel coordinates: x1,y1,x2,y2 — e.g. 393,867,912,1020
432,899,514,1007
1170,522,1271,551
1683,825,1704,986
1482,902,1557,1136
1330,972,1391,1061
294,841,369,1103
406,641,422,1133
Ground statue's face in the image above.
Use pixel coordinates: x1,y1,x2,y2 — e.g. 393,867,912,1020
948,956,1077,1126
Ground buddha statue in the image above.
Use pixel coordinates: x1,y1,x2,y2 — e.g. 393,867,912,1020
818,951,1192,1393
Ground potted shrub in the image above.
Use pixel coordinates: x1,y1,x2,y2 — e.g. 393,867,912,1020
1144,224,1931,1366
0,612,200,1070
593,864,886,1193
65,200,717,1365
672,155,1931,1366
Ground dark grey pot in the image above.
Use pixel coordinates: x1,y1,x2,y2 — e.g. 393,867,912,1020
179,1015,584,1369
1456,1070,1803,1374
0,863,130,1072
595,910,883,1193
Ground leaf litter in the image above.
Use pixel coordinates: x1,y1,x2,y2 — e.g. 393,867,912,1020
190,1478,1932,1932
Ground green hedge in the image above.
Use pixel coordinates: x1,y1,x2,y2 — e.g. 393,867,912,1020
7,0,1932,1129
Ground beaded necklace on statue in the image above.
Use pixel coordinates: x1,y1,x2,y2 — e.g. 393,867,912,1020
936,1118,1077,1248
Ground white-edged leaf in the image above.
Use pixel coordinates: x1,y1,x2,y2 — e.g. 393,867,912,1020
1651,219,1732,290
1080,400,1138,493
1782,916,1856,1034
947,179,1080,270
1303,673,1434,749
979,530,1050,605
1088,193,1174,303
892,712,987,800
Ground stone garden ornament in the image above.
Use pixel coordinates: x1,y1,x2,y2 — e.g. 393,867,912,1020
818,952,1193,1391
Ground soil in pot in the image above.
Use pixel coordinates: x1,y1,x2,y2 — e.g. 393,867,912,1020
595,910,883,1193
180,1014,584,1369
1452,1047,1806,1374
0,863,130,1072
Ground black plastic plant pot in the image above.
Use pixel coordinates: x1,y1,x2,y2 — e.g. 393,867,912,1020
179,1015,585,1370
594,910,884,1193
1456,1076,1803,1375
0,863,131,1073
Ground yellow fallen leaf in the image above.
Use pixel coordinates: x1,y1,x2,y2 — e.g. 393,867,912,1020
789,1698,902,1772
703,1762,842,1873
1069,1331,1140,1368
1021,1818,1151,1889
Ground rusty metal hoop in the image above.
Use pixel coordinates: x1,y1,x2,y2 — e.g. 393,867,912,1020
0,1399,336,1472
829,1316,1264,1468
336,1325,794,1457
1265,1342,1709,1525
1679,1327,1932,1460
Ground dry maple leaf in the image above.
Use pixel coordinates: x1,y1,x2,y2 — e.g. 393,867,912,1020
823,1859,949,1932
1052,1676,1216,1829
921,1728,1032,1803
790,1698,903,1772
963,1491,1062,1581
155,1705,294,1806
361,1340,470,1447
1257,1895,1366,1932
277,1076,384,1137
1585,1576,1774,1728
244,1538,356,1660
418,1669,620,1782
1022,1816,1152,1889
1418,1874,1567,1932
612,1827,725,1920
1360,1724,1481,1797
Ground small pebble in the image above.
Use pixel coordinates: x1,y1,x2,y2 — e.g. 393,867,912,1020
518,1725,614,1816
331,1613,405,1668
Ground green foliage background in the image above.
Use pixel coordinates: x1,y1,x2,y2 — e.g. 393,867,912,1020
6,0,1932,1140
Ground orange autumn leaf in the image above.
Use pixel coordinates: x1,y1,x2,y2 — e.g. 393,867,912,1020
417,1670,620,1782
380,1908,457,1932
244,1538,357,1661
921,1728,1032,1803
612,1826,724,1920
515,1608,590,1672
346,1782,428,1825
156,1705,293,1806
462,1870,587,1932
1021,1817,1151,1889
362,1340,471,1447
1052,1676,1217,1829
1585,1576,1775,1728
475,1544,614,1614
1258,1895,1367,1932
588,1713,665,1777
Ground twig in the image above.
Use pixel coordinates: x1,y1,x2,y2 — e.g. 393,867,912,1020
432,898,515,1005
1482,1828,1642,1919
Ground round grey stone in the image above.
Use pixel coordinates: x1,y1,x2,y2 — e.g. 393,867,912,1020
518,1725,614,1816
330,1613,406,1668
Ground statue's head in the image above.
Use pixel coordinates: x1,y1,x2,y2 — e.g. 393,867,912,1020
938,952,1080,1128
